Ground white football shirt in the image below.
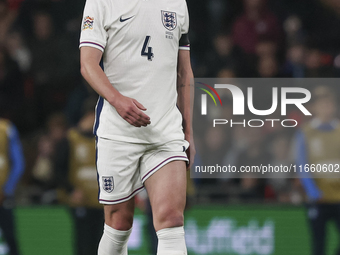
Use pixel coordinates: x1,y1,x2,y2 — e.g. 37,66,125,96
80,0,190,143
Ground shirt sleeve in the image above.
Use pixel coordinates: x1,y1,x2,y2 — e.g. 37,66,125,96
179,2,190,51
3,124,25,197
79,0,110,52
179,34,190,50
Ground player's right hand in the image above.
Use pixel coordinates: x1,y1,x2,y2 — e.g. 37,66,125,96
112,94,151,127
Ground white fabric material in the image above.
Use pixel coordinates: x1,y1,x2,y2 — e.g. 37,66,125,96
96,137,188,204
156,227,187,255
79,0,190,144
98,224,132,255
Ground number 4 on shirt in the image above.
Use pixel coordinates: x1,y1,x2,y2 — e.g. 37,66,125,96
141,36,154,61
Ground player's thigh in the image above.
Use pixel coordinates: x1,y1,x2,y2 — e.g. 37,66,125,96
144,160,187,230
96,137,143,230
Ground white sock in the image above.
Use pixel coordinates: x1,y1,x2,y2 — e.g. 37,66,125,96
156,226,187,255
97,224,132,255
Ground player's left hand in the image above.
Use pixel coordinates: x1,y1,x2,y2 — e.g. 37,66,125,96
185,133,196,170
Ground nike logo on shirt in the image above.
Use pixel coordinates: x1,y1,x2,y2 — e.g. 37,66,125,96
120,16,134,22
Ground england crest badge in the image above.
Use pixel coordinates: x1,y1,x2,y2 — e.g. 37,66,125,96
102,176,114,193
161,11,177,31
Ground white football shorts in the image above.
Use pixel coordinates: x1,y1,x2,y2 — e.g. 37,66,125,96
96,137,189,204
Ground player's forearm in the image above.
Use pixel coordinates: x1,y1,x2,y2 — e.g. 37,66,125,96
81,47,150,127
80,60,121,105
177,68,194,135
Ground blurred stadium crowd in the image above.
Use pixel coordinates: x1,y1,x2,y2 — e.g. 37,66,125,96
1,0,340,206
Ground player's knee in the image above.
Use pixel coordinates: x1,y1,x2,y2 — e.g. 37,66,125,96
113,219,133,231
155,207,184,229
108,213,133,230
105,206,134,231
